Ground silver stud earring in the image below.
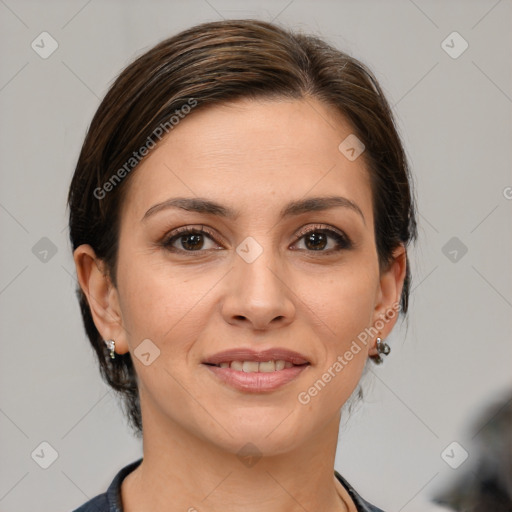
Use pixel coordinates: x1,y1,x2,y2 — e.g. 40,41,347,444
104,339,116,359
370,336,391,365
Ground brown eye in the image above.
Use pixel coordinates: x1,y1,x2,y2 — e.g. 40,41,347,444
303,231,328,251
293,226,352,253
162,227,220,252
178,232,205,251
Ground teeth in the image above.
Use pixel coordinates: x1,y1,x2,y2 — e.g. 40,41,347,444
217,360,297,372
242,361,259,373
230,360,244,371
259,360,276,372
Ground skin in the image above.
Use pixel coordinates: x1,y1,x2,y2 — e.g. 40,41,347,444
74,97,406,512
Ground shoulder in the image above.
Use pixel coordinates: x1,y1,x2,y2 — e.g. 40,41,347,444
335,470,386,512
72,493,109,512
70,458,143,512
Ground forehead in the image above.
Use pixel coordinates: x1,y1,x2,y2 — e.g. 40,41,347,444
121,97,373,224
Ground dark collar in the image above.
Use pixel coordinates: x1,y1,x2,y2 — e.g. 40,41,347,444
334,470,385,512
98,458,384,512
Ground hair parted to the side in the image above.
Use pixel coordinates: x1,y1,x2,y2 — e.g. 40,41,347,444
68,19,417,437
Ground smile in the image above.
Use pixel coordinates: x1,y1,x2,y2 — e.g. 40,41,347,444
202,348,310,392
208,360,297,372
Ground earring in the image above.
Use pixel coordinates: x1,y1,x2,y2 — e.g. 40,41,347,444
104,339,116,360
370,335,391,365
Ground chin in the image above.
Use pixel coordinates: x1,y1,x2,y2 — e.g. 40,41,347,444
209,429,307,459
197,409,314,457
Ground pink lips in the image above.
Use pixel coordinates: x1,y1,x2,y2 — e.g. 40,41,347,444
202,348,310,393
203,348,309,366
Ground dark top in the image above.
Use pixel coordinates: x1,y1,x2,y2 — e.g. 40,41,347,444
72,458,384,512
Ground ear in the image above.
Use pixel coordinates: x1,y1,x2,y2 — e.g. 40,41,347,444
369,244,407,356
73,244,129,355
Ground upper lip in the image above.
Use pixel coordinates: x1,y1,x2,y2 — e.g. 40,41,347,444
203,348,310,365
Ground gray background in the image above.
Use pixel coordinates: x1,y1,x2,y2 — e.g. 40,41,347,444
1,1,511,511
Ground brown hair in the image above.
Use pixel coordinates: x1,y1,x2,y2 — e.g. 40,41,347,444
68,19,417,436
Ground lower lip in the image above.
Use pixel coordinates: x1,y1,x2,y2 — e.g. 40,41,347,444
204,364,309,392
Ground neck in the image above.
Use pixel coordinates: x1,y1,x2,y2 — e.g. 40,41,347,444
122,397,353,512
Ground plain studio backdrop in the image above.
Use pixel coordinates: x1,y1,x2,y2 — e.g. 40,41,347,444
0,1,511,511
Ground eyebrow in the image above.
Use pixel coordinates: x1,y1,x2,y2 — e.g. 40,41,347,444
142,195,365,225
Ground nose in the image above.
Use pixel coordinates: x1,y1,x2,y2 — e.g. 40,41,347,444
220,247,296,331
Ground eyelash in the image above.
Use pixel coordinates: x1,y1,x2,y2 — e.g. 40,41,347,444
161,224,352,255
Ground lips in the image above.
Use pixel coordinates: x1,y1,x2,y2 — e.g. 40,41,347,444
202,348,310,366
215,360,295,372
202,348,310,392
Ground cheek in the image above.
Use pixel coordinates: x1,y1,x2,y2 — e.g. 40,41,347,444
293,262,377,405
296,262,378,344
116,254,220,353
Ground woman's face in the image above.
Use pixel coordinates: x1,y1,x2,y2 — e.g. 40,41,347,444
88,97,405,455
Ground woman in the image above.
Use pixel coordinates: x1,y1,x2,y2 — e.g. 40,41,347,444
68,18,416,512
